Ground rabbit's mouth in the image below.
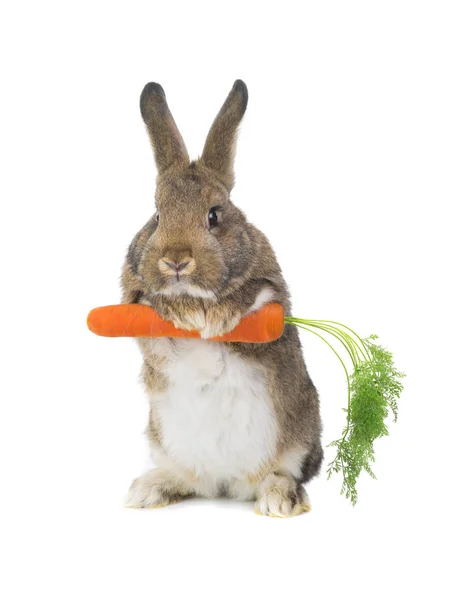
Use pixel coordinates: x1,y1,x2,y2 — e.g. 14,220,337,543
155,281,217,300
154,256,217,298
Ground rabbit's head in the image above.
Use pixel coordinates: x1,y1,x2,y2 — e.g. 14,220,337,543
129,80,254,300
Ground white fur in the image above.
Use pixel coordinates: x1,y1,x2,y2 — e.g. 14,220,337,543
248,287,274,314
278,447,308,479
139,336,278,499
155,283,217,300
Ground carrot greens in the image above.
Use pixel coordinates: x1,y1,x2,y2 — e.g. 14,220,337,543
284,317,405,505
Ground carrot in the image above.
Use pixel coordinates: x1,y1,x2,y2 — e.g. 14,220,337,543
87,303,284,343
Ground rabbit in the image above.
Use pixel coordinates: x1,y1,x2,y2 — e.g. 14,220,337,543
121,80,323,517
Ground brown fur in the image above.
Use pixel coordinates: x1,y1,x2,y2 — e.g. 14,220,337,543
121,80,323,513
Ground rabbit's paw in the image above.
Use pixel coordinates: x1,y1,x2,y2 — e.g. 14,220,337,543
254,473,311,518
172,309,206,332
124,469,192,509
200,306,242,339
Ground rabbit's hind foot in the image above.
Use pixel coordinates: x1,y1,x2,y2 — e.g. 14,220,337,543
254,473,311,518
124,468,193,509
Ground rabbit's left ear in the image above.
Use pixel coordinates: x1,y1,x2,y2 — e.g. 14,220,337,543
140,82,189,173
201,80,248,190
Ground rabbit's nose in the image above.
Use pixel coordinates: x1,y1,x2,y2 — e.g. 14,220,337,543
163,259,191,273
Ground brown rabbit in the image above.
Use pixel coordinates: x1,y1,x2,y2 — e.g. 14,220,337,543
121,80,323,517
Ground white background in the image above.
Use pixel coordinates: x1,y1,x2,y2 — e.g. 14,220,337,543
1,1,448,598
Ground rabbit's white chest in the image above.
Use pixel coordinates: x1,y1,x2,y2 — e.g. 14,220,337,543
148,338,277,488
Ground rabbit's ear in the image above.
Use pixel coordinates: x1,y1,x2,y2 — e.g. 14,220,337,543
201,80,248,190
140,83,189,173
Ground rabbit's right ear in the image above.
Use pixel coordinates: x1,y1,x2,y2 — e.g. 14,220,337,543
140,83,189,173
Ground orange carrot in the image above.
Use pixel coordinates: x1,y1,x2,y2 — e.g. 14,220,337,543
87,303,284,343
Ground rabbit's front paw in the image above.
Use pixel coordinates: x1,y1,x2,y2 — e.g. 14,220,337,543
172,310,206,332
124,469,192,509
200,307,242,339
254,473,311,518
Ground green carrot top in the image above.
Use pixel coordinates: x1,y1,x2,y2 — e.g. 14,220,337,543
285,317,405,505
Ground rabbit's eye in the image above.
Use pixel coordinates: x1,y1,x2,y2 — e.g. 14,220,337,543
208,209,219,228
155,213,160,224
